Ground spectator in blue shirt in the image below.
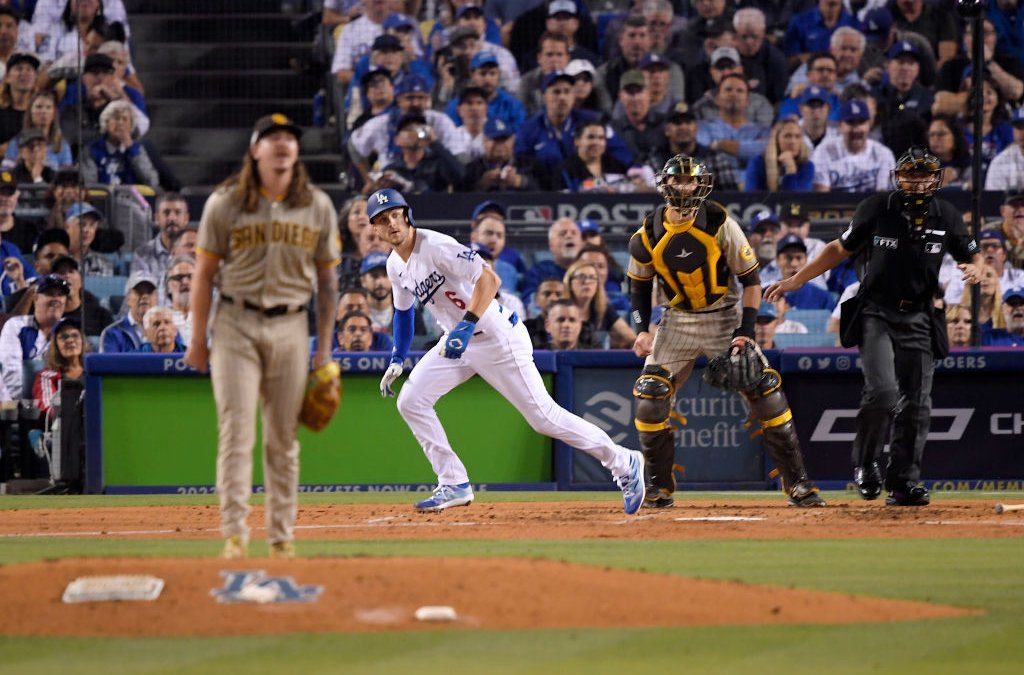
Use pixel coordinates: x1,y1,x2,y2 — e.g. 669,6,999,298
445,51,526,128
745,118,815,191
778,53,842,122
989,0,1024,66
136,306,185,353
696,73,770,180
514,69,633,189
783,0,858,68
99,271,158,353
985,288,1024,346
775,234,836,310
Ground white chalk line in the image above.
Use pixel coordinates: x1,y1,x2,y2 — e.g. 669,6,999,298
0,519,482,539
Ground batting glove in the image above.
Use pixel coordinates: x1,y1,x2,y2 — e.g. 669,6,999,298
379,360,403,398
443,320,476,359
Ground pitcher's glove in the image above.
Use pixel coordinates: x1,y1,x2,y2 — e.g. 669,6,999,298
299,361,342,432
703,338,767,393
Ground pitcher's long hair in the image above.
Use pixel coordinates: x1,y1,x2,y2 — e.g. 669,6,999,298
218,149,313,213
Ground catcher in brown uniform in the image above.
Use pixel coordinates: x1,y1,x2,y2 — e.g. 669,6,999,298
628,154,824,508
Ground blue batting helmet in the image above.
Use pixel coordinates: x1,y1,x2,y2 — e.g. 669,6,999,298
366,188,414,225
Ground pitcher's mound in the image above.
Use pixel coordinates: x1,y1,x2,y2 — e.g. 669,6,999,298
0,556,978,636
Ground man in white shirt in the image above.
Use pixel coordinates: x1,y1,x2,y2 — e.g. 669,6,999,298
812,99,895,192
330,0,390,88
984,106,1024,192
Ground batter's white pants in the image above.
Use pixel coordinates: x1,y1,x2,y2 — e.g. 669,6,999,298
396,309,633,484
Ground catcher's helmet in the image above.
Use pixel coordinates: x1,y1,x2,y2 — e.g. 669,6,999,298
656,154,713,217
367,188,414,225
892,146,942,196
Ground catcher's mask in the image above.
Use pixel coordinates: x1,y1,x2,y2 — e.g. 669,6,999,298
656,154,713,219
367,188,415,227
892,147,942,200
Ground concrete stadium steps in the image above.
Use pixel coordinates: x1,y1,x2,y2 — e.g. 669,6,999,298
146,99,312,128
125,2,333,187
166,155,342,188
125,0,285,13
130,15,297,44
132,43,309,71
147,127,338,159
145,70,319,100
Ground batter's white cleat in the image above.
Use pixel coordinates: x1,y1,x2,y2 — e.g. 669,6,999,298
414,483,474,511
616,451,647,515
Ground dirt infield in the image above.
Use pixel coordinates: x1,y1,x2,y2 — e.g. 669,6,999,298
0,556,980,637
0,498,1020,541
0,499,1012,637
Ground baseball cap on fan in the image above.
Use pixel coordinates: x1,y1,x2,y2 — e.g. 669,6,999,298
250,113,302,147
840,99,870,123
360,252,390,275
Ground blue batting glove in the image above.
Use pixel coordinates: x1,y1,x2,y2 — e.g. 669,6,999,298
443,320,476,359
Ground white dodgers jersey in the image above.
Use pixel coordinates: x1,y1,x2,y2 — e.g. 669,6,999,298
387,228,503,334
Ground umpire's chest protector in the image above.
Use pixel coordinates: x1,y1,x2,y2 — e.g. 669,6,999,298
631,203,733,311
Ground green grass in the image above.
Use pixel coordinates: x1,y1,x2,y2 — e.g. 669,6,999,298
2,491,1024,674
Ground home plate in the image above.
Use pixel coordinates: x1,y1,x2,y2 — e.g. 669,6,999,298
674,516,766,522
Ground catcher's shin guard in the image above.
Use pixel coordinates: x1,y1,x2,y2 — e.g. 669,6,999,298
633,365,677,494
742,369,812,492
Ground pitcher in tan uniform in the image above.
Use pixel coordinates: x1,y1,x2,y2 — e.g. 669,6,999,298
185,114,340,559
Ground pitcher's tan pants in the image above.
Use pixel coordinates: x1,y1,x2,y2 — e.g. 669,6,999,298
210,302,309,545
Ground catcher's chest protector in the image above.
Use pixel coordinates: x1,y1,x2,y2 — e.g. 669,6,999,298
637,203,732,311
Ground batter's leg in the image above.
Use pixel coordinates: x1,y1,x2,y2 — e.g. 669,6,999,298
396,346,476,484
470,322,633,478
257,312,310,546
210,306,262,544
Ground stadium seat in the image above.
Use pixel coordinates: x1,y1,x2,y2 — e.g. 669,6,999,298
84,276,129,303
784,309,831,334
773,333,840,349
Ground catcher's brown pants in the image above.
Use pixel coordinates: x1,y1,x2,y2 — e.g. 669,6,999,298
210,301,309,545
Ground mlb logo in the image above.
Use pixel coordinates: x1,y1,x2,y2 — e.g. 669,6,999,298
925,242,942,254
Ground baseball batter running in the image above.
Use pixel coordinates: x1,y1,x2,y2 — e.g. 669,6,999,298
368,188,645,514
184,114,340,559
628,154,824,508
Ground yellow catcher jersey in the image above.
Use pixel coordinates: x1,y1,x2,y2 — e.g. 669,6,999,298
626,202,757,311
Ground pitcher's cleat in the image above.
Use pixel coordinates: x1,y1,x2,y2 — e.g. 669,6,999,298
221,535,248,560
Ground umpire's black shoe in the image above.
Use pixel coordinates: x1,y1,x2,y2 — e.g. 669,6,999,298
854,462,883,500
885,482,931,506
642,487,675,509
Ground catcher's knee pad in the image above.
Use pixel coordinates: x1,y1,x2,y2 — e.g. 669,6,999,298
633,365,674,433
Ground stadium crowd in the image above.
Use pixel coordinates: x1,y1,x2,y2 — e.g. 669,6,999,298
2,0,1024,424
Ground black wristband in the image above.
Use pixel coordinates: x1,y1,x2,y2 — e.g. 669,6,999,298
734,306,757,340
463,311,480,323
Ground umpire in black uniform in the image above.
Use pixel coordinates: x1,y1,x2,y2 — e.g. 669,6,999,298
766,148,983,506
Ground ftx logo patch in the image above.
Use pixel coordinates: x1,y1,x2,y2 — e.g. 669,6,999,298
210,570,323,604
873,235,898,249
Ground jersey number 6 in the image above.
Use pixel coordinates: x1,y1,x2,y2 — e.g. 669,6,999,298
445,290,466,309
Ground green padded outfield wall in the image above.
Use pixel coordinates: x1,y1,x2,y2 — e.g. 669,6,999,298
100,375,553,488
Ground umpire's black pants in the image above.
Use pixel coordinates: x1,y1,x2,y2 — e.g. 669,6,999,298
853,303,934,487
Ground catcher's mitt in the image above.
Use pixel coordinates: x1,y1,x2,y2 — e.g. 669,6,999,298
299,361,342,432
703,339,768,393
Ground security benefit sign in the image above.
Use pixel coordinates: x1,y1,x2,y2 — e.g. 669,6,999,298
570,368,764,485
785,368,1024,482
